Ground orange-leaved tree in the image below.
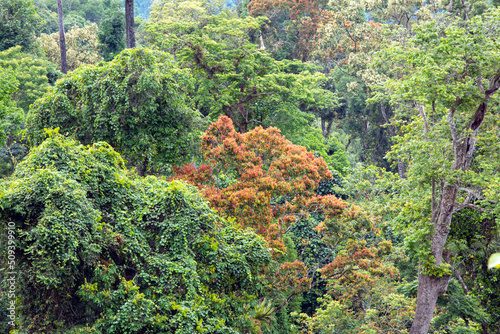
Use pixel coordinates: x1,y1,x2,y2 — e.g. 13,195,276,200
173,116,340,250
173,116,389,306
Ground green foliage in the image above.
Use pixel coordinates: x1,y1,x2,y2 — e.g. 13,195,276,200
0,65,24,177
324,136,350,176
1,0,499,331
34,0,123,34
98,11,126,61
330,68,393,170
445,209,500,332
0,46,51,113
39,23,104,72
362,7,500,332
262,107,350,175
0,133,272,333
145,13,330,133
149,0,226,23
374,8,500,265
0,46,55,177
0,66,23,148
0,0,43,52
288,219,333,271
431,279,491,332
27,48,203,175
307,278,414,333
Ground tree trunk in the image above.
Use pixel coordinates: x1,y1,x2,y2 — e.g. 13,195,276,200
410,187,456,333
57,0,67,74
345,138,351,151
321,117,333,138
125,0,135,48
481,323,491,334
136,158,148,176
410,73,500,332
410,146,471,333
409,275,448,334
397,160,405,179
381,102,406,178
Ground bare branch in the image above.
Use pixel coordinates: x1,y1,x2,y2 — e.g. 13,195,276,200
459,187,485,200
454,269,469,294
452,202,485,214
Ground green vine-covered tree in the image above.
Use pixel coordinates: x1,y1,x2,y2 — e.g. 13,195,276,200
27,48,203,175
0,132,273,333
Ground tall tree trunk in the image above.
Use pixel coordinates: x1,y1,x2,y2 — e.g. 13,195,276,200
410,136,475,334
481,323,491,334
397,160,406,179
125,0,135,48
410,74,500,333
57,0,67,74
259,34,266,50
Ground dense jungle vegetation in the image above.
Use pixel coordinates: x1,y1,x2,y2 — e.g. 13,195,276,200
1,0,500,333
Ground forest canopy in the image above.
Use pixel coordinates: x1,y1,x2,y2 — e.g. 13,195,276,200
1,0,500,333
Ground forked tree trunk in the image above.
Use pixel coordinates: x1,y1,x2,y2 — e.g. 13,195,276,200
125,0,135,48
410,74,500,333
410,122,479,334
321,117,333,138
57,0,67,74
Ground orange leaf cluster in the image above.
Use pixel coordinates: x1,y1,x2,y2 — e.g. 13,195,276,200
275,261,311,294
173,116,347,253
173,117,396,312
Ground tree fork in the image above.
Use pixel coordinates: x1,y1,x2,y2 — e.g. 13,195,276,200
410,85,499,332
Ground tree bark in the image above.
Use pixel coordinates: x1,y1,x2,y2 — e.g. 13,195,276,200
410,187,457,334
321,117,333,138
125,0,135,48
345,138,351,151
136,158,148,176
481,323,491,334
397,160,406,179
411,274,451,334
410,136,474,333
57,0,67,74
